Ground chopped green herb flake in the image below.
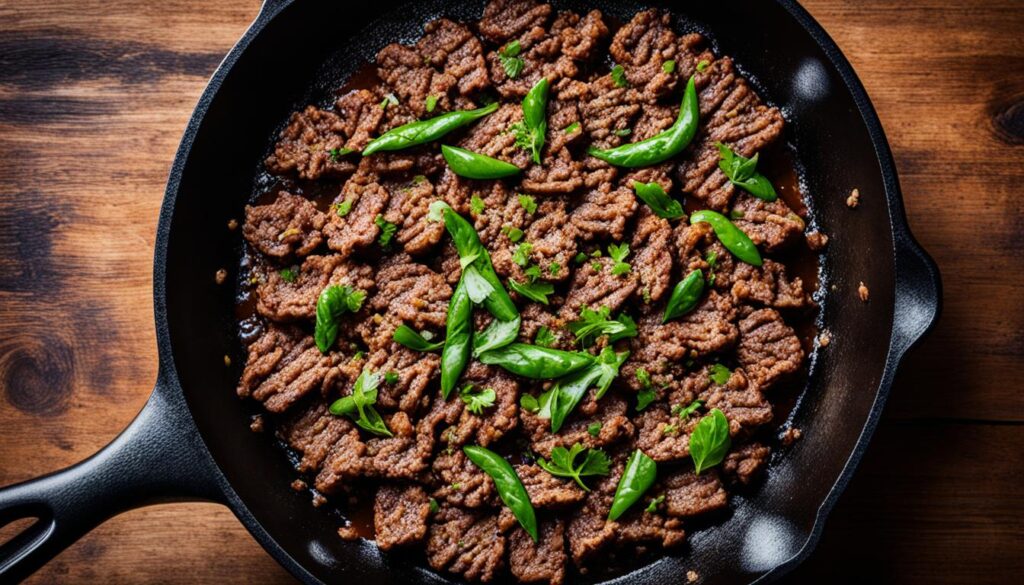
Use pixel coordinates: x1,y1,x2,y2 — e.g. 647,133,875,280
508,278,554,304
503,225,524,242
425,95,438,113
384,371,399,384
336,199,354,218
279,267,298,283
697,60,710,72
470,194,486,215
523,264,542,281
709,363,731,385
520,394,540,413
574,252,588,264
459,384,497,414
429,498,439,513
611,64,629,88
512,242,533,267
374,214,398,248
587,422,602,437
537,443,611,491
499,40,524,79
636,388,657,411
534,326,557,348
613,128,632,137
645,494,666,513
608,243,631,275
380,93,399,109
517,193,538,214
567,306,637,347
548,262,560,275
564,122,581,134
329,147,354,161
662,60,676,74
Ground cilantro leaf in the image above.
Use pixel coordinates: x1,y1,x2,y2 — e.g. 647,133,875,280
512,242,533,267
537,443,611,491
508,278,554,304
608,243,631,275
534,326,557,348
328,370,392,436
499,41,524,79
502,225,524,242
636,387,657,411
715,142,777,201
460,384,497,414
567,306,637,347
674,400,703,419
374,214,398,248
611,64,629,88
384,371,399,384
518,193,537,214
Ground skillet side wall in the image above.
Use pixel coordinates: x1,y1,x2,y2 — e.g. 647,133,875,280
161,1,899,583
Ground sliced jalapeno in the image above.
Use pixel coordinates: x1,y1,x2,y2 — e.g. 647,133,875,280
363,103,499,155
663,269,705,323
689,209,762,266
441,145,521,179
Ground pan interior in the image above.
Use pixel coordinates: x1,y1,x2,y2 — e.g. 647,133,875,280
162,1,895,583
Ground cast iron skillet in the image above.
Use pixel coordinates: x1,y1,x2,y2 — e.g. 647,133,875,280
0,0,941,583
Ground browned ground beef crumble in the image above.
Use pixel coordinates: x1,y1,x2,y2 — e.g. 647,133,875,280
237,2,818,583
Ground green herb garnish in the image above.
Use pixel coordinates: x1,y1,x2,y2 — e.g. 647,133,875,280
470,194,486,215
512,242,533,267
518,193,537,214
611,64,629,88
534,326,557,348
608,243,631,275
374,214,398,248
460,385,497,414
279,267,298,283
328,370,392,436
536,443,611,491
425,95,438,113
587,421,602,437
662,60,676,74
393,325,444,352
498,40,525,79
690,409,731,474
567,306,637,347
314,285,366,353
336,199,354,218
716,142,778,201
709,363,731,385
508,278,554,304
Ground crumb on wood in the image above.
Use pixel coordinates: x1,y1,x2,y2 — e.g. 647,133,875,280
215,268,228,285
338,525,360,540
687,570,699,583
250,414,264,433
846,188,860,208
818,331,831,347
291,478,307,492
781,427,803,446
227,218,239,231
312,492,328,508
806,231,829,251
858,281,870,302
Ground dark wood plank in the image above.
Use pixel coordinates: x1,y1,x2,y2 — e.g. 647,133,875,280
0,0,1020,583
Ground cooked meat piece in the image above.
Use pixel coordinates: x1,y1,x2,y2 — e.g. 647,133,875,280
380,175,446,255
737,308,804,390
243,192,326,259
427,506,506,583
458,103,532,168
237,324,344,413
608,11,682,100
366,343,439,412
422,362,520,448
523,393,635,458
697,367,773,435
479,0,552,43
570,186,638,242
374,484,431,550
635,403,700,462
509,518,567,585
364,411,434,481
431,449,498,509
492,197,578,282
520,147,585,194
323,173,390,258
469,179,530,249
729,259,812,309
265,107,358,179
559,257,639,320
662,468,729,518
358,147,444,177
676,56,785,210
256,255,374,322
630,207,674,303
518,304,572,349
580,77,643,149
359,255,452,351
515,464,585,508
377,19,488,118
333,89,387,152
722,442,771,485
314,424,369,493
488,9,608,98
280,401,356,474
730,194,805,252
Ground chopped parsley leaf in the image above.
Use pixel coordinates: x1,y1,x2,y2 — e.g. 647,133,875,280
611,64,629,88
470,194,486,215
518,193,537,214
373,214,397,248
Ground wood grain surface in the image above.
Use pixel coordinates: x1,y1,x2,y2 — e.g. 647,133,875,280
1,0,1021,582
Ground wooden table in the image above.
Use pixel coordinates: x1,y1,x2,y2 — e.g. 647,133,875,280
1,0,1021,582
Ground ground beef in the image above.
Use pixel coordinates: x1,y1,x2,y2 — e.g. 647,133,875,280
722,442,771,485
661,469,729,518
377,19,489,119
323,173,390,258
427,506,506,583
237,324,345,413
509,518,567,585
432,449,499,509
265,107,358,179
570,186,638,242
366,343,439,412
238,3,819,581
559,257,639,320
730,194,805,252
256,255,375,322
515,464,585,508
675,56,785,210
630,207,675,303
243,192,326,259
737,308,804,390
374,484,431,550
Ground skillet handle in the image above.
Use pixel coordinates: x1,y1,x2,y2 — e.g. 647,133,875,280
0,375,224,582
891,230,942,357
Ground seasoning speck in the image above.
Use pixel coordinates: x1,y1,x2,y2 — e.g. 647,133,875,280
806,231,829,251
312,493,328,508
223,354,232,367
290,478,307,491
846,188,860,208
781,427,803,446
817,331,831,348
858,281,870,302
338,525,360,540
250,414,264,433
687,570,699,583
227,218,239,231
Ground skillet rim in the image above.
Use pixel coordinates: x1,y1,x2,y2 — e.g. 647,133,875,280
152,1,942,583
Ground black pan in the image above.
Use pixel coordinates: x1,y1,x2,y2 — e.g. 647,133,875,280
0,0,941,583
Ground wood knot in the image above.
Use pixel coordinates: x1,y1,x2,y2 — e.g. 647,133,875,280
990,95,1024,145
1,336,74,416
